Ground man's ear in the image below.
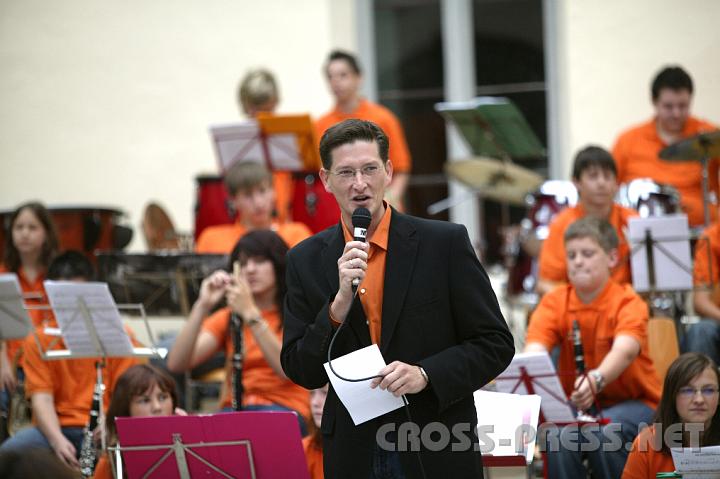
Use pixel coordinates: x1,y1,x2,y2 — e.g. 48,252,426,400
607,248,619,269
384,160,394,187
319,168,332,193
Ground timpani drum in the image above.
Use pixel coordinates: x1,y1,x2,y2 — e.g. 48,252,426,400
193,175,236,241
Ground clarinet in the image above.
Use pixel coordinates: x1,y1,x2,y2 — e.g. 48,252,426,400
230,312,244,411
80,362,103,478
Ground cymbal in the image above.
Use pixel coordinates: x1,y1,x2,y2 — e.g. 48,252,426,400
659,130,720,162
445,157,544,205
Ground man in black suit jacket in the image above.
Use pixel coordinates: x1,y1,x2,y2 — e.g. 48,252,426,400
281,119,514,478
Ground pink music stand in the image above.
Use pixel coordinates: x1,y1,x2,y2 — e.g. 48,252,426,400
115,411,309,479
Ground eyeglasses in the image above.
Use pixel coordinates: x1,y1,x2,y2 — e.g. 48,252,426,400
677,386,720,399
326,164,383,182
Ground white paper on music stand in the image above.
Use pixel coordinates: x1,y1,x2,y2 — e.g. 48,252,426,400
0,274,32,340
209,121,302,172
44,281,134,357
629,214,693,292
324,344,405,425
494,351,575,423
474,390,541,464
671,445,720,478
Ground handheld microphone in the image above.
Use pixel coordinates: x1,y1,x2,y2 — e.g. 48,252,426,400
351,207,372,294
572,320,585,374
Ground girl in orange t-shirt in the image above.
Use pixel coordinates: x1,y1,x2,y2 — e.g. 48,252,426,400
623,352,720,478
93,364,184,479
0,202,59,423
167,230,309,432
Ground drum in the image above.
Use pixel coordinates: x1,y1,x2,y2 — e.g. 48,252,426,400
194,175,236,241
96,252,228,316
291,173,341,233
618,178,680,217
506,180,577,297
0,206,130,260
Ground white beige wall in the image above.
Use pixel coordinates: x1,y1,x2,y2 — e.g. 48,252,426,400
0,0,354,250
553,0,720,178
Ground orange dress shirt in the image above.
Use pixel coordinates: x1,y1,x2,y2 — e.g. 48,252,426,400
23,320,140,427
315,99,412,174
622,426,676,479
612,116,718,227
538,203,637,286
527,281,661,410
340,206,392,344
195,220,311,254
202,307,310,420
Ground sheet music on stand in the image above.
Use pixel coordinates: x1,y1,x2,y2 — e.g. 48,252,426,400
44,281,134,358
494,351,576,423
628,214,693,293
0,273,32,340
209,113,320,173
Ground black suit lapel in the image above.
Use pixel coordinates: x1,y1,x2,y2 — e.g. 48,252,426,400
321,224,372,348
381,212,418,353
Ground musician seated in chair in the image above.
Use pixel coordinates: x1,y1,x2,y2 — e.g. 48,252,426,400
536,146,637,296
525,217,661,479
0,251,140,471
194,160,311,254
168,230,309,434
682,220,720,364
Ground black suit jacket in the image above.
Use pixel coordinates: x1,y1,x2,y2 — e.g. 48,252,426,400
281,210,514,478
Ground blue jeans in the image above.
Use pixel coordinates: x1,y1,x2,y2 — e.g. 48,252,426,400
0,426,84,457
542,400,654,479
682,318,720,365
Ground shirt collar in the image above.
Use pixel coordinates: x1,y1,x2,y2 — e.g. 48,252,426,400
341,202,392,251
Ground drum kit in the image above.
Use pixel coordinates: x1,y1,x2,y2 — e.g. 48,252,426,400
445,130,720,302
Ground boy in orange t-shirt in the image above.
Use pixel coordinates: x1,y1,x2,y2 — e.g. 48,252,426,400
537,145,637,296
526,217,661,479
0,252,139,471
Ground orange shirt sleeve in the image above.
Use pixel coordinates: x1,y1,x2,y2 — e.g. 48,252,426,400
22,330,53,395
201,308,230,347
613,287,649,344
538,218,570,283
611,134,630,184
382,112,412,174
279,223,313,248
526,288,566,350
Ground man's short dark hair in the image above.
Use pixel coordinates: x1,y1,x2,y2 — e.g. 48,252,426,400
571,145,617,181
651,66,693,101
224,161,272,197
319,119,389,169
564,217,619,253
47,250,95,281
326,50,362,76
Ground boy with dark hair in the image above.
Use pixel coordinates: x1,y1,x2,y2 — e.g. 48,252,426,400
195,161,311,254
613,65,718,227
537,145,636,295
526,217,661,479
315,50,412,210
0,251,139,471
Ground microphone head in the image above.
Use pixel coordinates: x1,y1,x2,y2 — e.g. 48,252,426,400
351,207,372,229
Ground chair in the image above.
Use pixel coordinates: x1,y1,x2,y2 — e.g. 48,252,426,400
648,316,680,381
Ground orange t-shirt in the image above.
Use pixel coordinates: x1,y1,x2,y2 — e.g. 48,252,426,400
526,281,661,409
0,265,50,367
315,99,412,174
23,321,140,427
303,436,324,479
612,116,719,227
693,222,720,287
622,426,675,479
201,307,310,419
92,454,112,479
273,171,293,224
538,203,637,286
340,205,392,344
195,221,311,254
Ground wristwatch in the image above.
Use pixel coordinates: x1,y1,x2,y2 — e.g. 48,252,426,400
418,366,430,386
588,369,605,391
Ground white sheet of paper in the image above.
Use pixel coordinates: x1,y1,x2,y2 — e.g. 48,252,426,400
672,446,720,477
323,344,405,425
474,390,541,464
0,274,32,340
494,351,575,423
44,281,134,357
209,121,303,172
629,214,693,292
